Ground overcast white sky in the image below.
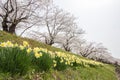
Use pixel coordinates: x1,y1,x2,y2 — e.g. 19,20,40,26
54,0,120,58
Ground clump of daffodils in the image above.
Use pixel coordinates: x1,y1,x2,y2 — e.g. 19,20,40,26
0,41,103,68
54,51,103,67
0,41,43,58
0,41,13,47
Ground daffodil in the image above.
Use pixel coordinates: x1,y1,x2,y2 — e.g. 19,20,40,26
35,52,42,58
33,47,40,53
71,63,73,66
23,41,29,47
53,63,57,67
65,62,67,65
19,45,25,50
60,59,64,63
6,41,13,47
14,43,18,47
35,53,40,58
0,42,6,47
27,48,32,54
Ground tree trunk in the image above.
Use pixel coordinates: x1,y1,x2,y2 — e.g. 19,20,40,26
2,20,9,32
9,23,16,34
48,39,54,45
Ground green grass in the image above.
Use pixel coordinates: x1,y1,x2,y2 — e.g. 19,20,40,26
42,65,117,80
0,31,66,52
0,65,117,80
0,31,117,80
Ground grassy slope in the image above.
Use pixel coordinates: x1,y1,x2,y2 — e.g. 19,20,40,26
0,31,117,80
43,65,116,80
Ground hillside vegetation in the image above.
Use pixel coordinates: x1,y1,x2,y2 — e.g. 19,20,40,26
0,31,117,80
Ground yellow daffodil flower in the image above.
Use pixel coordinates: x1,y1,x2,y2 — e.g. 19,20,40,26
27,48,32,54
19,45,25,50
35,52,42,58
53,63,57,67
23,41,29,47
6,41,13,47
0,42,6,47
33,47,40,53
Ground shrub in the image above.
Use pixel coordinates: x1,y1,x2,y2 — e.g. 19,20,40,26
32,51,53,72
54,56,68,71
0,47,32,75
